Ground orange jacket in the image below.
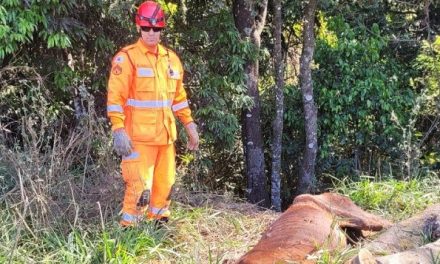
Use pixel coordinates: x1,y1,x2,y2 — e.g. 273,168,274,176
107,39,193,145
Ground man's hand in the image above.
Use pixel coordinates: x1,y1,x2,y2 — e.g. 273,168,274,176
112,128,133,156
185,122,199,150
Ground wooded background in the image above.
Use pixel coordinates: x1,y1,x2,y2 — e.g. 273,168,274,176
1,0,439,218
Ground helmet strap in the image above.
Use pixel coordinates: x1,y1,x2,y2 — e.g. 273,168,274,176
150,4,160,22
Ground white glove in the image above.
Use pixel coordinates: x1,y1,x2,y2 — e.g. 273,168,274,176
185,122,199,150
112,128,133,156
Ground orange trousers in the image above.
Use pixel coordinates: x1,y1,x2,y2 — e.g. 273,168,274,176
120,143,175,226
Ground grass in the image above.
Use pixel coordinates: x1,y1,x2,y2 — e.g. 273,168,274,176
0,192,277,264
1,174,439,263
333,174,440,221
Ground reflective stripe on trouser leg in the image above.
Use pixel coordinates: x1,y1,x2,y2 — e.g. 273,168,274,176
148,144,176,219
120,144,156,225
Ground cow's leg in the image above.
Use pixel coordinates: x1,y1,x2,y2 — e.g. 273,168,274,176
364,205,440,255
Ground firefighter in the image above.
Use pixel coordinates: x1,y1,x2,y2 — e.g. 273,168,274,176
107,0,199,226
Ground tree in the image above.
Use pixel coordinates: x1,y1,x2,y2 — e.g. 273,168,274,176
233,0,269,206
270,0,284,211
173,2,256,193
298,0,317,194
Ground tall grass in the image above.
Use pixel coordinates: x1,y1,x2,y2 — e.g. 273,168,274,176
0,206,175,263
0,194,276,263
333,174,440,221
1,66,124,262
1,66,121,228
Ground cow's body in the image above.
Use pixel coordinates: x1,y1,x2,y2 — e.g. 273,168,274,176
238,193,392,264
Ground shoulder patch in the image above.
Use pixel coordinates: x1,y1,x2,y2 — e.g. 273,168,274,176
169,68,180,79
114,55,124,64
112,65,122,75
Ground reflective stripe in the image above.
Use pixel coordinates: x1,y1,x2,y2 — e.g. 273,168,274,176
149,206,168,215
172,101,189,112
127,99,172,108
137,67,154,77
123,152,140,160
121,212,142,223
107,105,123,113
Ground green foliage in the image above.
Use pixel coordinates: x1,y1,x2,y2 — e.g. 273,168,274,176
413,37,440,170
262,83,304,197
179,8,255,149
0,194,276,263
0,0,78,60
314,16,415,176
386,36,440,177
2,0,440,213
334,175,440,221
0,1,138,145
316,246,357,264
0,213,172,263
97,224,170,263
413,36,440,115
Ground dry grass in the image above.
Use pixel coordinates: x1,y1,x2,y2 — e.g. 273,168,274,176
1,66,123,231
166,191,279,263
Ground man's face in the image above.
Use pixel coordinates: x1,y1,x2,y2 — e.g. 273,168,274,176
138,26,162,47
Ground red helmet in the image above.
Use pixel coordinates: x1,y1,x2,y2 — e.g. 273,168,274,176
135,1,166,28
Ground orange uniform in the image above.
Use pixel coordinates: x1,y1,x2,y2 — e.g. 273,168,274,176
107,39,193,225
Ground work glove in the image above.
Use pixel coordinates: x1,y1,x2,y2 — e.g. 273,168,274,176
185,122,199,150
112,128,133,157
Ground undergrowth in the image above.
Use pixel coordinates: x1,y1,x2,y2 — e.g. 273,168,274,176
0,193,276,264
1,173,439,263
334,174,440,221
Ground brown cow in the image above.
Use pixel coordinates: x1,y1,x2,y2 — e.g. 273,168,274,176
237,193,392,264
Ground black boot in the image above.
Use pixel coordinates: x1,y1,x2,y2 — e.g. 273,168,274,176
153,217,169,229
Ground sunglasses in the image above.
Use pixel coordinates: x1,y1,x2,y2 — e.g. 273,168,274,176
141,26,162,32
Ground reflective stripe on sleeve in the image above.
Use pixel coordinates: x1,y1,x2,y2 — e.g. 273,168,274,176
107,105,123,113
172,101,189,112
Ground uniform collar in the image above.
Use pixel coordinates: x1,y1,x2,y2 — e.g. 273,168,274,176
136,38,168,57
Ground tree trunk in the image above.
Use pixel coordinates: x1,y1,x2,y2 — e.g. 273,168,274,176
271,0,284,212
233,0,269,206
297,0,317,195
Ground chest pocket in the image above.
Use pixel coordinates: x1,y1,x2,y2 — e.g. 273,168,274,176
136,67,155,92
